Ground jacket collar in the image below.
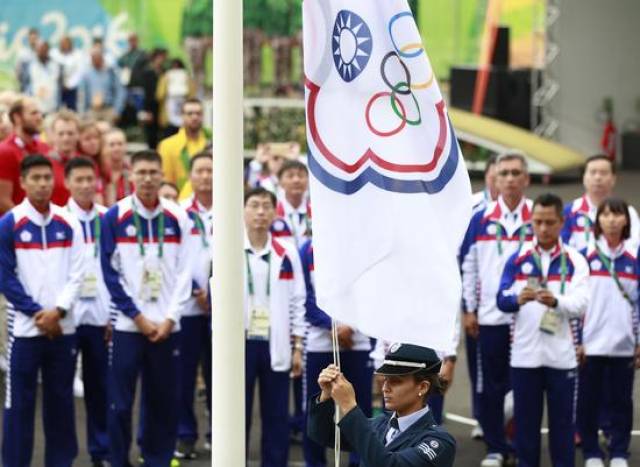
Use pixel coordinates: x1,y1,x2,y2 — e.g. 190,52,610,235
67,197,98,222
384,408,438,449
20,198,54,226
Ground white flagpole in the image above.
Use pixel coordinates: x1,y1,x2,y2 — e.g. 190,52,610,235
211,0,244,464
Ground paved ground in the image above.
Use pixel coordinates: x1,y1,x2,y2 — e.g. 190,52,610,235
1,171,639,466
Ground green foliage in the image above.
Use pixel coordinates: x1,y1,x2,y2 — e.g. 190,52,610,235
244,106,306,150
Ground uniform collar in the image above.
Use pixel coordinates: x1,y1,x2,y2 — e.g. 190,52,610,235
188,194,211,215
533,237,563,259
244,232,272,257
595,236,625,259
67,197,97,221
21,198,54,226
132,194,163,218
277,194,309,217
392,406,430,433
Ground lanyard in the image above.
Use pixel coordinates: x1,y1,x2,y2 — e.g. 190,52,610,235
581,213,592,244
496,223,528,256
531,247,567,294
288,212,310,246
595,245,635,307
68,205,101,257
245,250,271,298
193,211,209,248
132,200,165,258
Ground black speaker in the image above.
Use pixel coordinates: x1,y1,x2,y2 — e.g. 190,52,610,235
622,132,640,170
492,26,510,68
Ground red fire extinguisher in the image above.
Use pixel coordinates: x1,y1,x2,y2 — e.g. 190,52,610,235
599,97,617,161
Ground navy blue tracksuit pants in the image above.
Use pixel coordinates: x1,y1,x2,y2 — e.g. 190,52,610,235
76,325,109,462
246,340,290,467
578,356,634,460
2,335,78,467
177,315,212,444
465,333,480,420
477,324,512,455
512,366,576,467
303,350,373,467
108,331,180,467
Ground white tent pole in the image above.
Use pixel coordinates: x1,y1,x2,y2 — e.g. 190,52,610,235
211,0,245,464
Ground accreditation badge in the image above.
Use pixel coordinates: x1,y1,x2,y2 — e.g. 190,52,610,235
527,277,540,290
80,271,98,299
140,259,163,302
247,306,270,341
539,308,561,335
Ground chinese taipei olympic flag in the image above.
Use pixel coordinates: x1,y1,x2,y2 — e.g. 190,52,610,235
303,0,472,351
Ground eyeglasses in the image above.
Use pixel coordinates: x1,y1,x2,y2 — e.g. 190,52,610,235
498,169,524,177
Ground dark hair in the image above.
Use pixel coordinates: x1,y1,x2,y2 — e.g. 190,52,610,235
189,150,212,172
244,187,276,207
532,193,564,218
584,154,616,175
412,370,447,404
277,159,308,180
9,97,29,125
20,154,52,177
170,58,185,69
160,181,179,194
594,197,631,240
131,150,162,167
64,156,96,178
150,47,168,61
182,97,203,113
484,154,498,175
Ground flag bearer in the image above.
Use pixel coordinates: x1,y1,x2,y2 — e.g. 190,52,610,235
497,193,589,467
101,150,193,466
0,154,85,467
243,187,306,467
460,152,533,466
64,156,111,467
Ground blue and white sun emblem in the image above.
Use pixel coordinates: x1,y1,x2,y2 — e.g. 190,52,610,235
332,10,372,83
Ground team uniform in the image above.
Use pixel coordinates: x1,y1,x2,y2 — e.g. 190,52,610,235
562,195,640,251
177,195,212,448
271,197,312,249
497,240,589,467
100,195,193,466
299,239,373,467
0,199,85,467
460,196,532,457
244,234,306,467
578,239,639,462
66,198,111,464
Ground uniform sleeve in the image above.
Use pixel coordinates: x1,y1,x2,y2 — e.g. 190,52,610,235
496,252,521,313
338,407,456,467
560,204,573,244
460,211,481,313
55,216,86,311
306,395,354,452
286,245,307,338
166,211,197,323
100,205,141,318
629,205,640,246
555,251,589,319
0,147,19,183
0,214,42,315
299,240,331,330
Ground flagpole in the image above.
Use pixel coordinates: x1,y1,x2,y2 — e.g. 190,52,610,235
211,0,244,464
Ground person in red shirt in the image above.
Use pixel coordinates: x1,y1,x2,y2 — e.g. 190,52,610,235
46,110,80,205
0,97,50,214
101,128,134,206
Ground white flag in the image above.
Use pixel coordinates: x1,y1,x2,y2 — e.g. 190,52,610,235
303,0,472,351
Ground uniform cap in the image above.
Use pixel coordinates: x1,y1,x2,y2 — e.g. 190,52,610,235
375,343,442,376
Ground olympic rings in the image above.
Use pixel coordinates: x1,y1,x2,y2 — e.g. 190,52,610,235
388,12,425,58
390,82,421,126
365,91,407,137
380,52,412,95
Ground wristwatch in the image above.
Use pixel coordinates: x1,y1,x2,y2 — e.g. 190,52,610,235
56,306,68,319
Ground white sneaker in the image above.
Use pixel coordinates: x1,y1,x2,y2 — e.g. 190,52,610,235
610,459,629,467
584,458,605,467
480,453,503,467
471,423,484,440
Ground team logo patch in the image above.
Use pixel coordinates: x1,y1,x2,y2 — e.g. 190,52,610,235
273,220,286,231
590,260,602,271
125,225,136,237
429,440,439,449
389,343,402,354
521,262,533,275
19,230,32,242
55,231,66,240
626,265,633,274
577,216,586,227
486,224,497,235
165,227,175,235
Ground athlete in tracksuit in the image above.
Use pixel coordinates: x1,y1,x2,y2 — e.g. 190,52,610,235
66,181,111,466
299,238,373,467
0,154,85,467
101,151,193,466
578,200,639,466
244,187,306,467
497,194,589,467
175,151,213,457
